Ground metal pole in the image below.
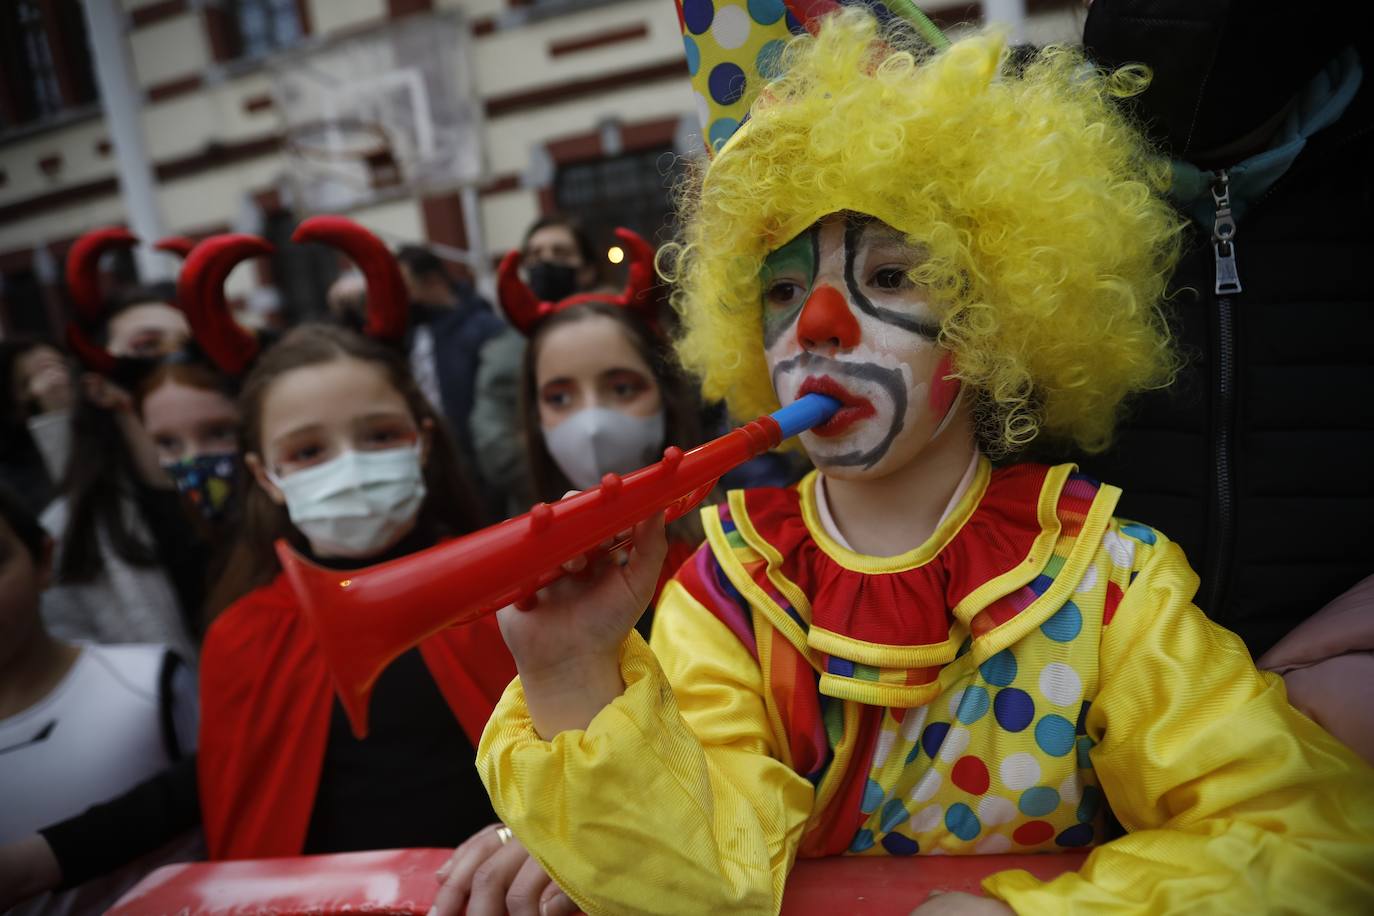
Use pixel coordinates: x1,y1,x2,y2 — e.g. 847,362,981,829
460,184,492,293
79,0,169,281
983,0,1028,43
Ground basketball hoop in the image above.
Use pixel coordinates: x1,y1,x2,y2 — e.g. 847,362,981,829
284,117,403,191
268,12,484,211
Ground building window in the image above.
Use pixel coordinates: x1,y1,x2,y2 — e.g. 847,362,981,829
18,3,62,119
0,0,98,130
553,146,685,246
229,0,304,58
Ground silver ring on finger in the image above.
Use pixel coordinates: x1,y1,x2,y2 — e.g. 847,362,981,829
495,825,514,845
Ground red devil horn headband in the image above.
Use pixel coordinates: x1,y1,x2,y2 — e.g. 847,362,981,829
614,227,658,310
497,226,659,337
292,216,408,342
154,236,198,259
178,234,273,377
66,226,138,321
496,248,546,336
63,226,140,373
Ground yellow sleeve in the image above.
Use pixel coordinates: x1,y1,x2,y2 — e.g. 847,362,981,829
984,531,1374,913
477,579,815,915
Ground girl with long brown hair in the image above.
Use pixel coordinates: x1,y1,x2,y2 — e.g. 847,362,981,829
504,231,706,634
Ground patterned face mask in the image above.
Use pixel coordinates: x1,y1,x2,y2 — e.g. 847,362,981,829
163,452,239,522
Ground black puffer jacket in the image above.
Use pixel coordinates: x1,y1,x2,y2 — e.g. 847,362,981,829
1060,50,1374,658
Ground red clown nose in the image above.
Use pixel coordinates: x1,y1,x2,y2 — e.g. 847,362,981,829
797,284,861,351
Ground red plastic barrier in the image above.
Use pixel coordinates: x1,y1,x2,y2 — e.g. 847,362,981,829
107,849,451,915
108,848,1089,915
780,852,1089,913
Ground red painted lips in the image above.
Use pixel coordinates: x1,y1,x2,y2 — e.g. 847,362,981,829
798,375,875,437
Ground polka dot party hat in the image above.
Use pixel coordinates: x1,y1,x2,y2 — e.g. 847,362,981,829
673,0,949,156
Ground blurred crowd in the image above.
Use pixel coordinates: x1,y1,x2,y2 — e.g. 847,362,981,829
0,208,806,914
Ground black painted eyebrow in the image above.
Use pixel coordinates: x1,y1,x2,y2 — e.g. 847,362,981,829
842,219,941,340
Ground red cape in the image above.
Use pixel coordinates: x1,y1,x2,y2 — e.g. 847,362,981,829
198,572,516,860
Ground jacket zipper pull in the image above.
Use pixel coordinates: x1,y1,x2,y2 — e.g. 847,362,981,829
1211,169,1242,295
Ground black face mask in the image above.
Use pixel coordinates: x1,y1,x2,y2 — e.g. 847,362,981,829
1084,0,1349,160
526,262,580,303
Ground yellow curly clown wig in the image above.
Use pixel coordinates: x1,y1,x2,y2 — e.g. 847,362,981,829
669,10,1185,455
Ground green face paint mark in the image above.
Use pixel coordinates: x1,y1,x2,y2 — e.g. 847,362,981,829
760,227,818,348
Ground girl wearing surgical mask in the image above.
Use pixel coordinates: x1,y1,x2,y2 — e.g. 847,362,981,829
40,243,201,662
520,301,704,625
220,324,479,572
196,323,517,868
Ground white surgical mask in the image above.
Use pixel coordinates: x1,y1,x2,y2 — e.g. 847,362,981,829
544,407,665,490
268,444,426,558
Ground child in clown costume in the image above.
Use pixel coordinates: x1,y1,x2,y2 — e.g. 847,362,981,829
467,5,1374,914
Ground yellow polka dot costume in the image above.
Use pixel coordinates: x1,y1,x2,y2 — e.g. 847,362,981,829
478,5,1374,913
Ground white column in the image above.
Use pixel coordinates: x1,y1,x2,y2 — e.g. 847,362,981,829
79,0,169,281
983,0,1028,43
460,185,492,294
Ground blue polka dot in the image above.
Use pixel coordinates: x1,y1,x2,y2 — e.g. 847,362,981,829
1076,735,1094,769
707,62,747,105
980,649,1017,687
880,798,909,833
905,740,922,764
1120,522,1157,544
881,832,919,855
783,8,802,32
1018,786,1060,817
1056,823,1095,848
747,0,786,25
683,36,701,76
849,829,875,852
945,803,981,841
707,117,740,152
1077,785,1102,824
756,38,786,80
860,778,885,814
921,721,950,759
955,685,990,724
1035,714,1076,757
682,0,714,35
1041,601,1083,642
993,688,1035,732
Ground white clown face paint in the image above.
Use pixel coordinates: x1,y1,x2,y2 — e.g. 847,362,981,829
762,214,965,479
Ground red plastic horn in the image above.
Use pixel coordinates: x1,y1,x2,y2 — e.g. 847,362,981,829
275,393,838,738
279,419,783,738
291,216,408,342
63,226,140,373
177,234,272,377
497,226,659,336
154,236,198,259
